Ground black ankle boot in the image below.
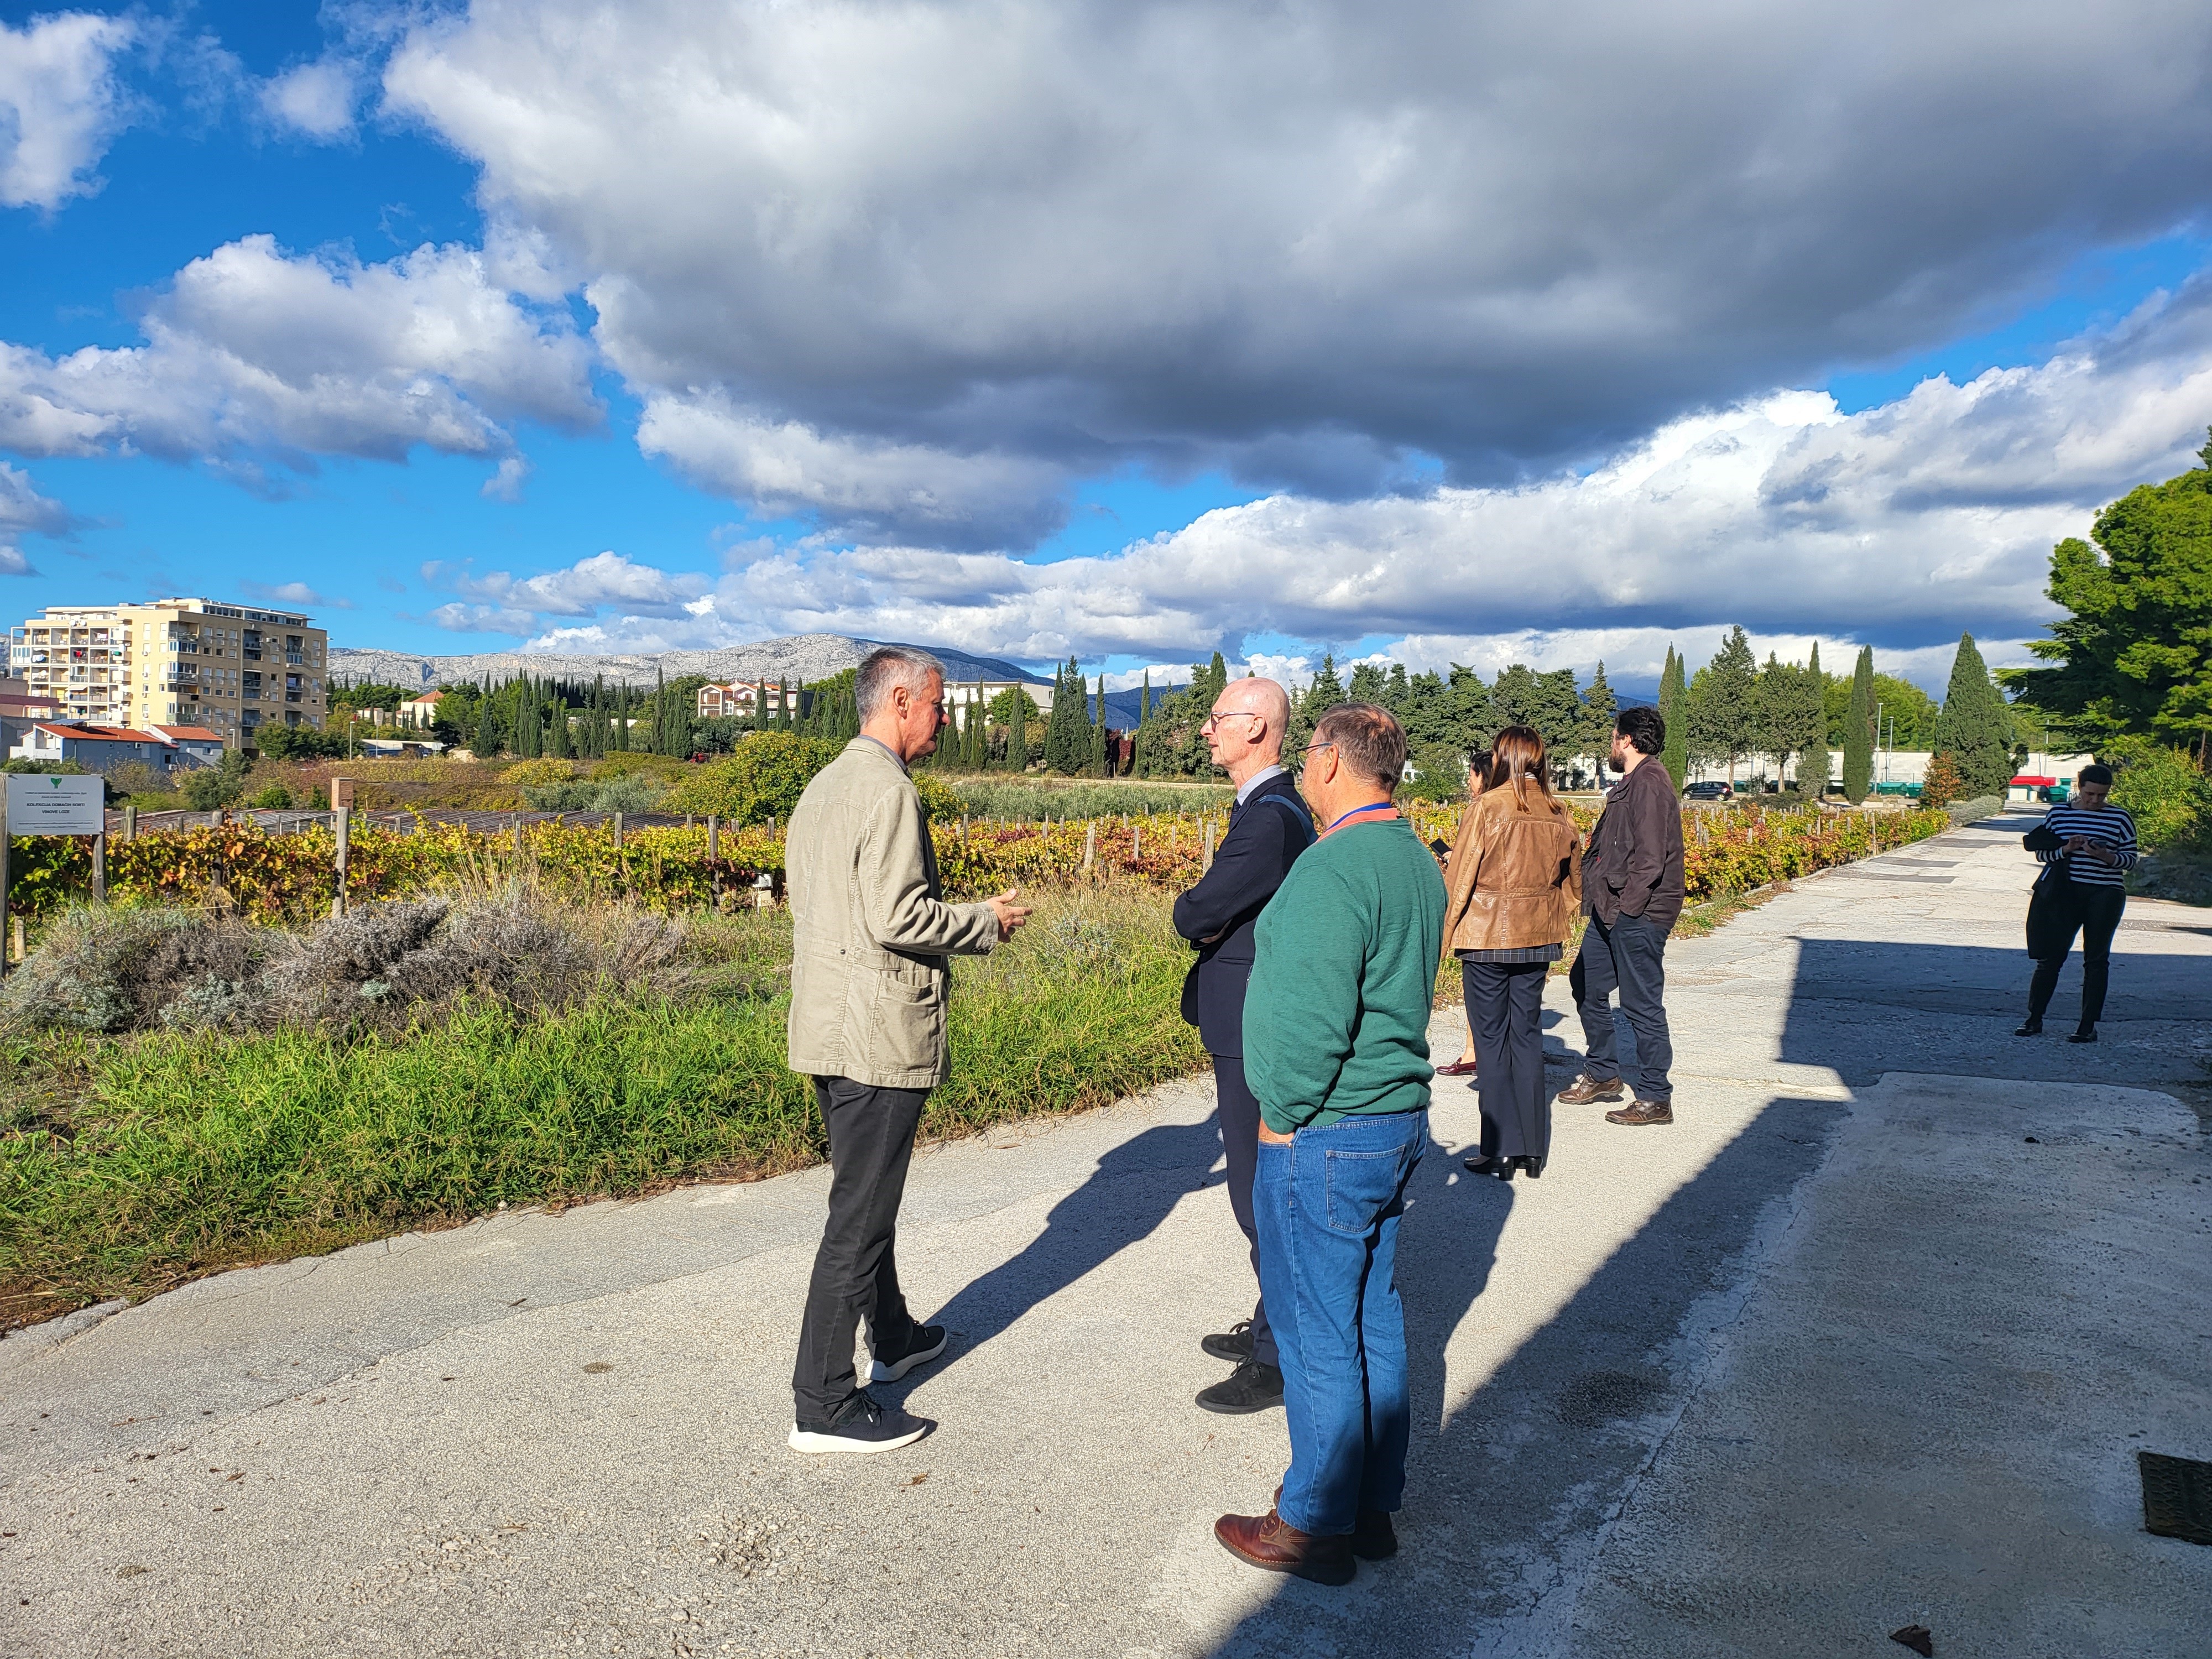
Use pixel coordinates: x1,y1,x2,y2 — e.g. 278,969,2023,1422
2068,1023,2098,1044
2014,1017,2043,1037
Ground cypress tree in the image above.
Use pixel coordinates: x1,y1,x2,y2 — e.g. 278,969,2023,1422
1045,659,1083,774
1800,642,1830,797
1140,670,1152,728
1008,686,1030,771
1092,675,1109,775
549,696,570,759
1843,646,1875,803
1932,632,2014,799
1658,646,1688,790
1580,661,1617,770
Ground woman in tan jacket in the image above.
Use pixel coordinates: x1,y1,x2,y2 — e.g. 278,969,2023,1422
1439,725,1583,1181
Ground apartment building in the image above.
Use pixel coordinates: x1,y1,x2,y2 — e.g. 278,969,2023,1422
8,597,330,747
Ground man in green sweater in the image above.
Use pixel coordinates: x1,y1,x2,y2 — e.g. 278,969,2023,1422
1214,702,1447,1587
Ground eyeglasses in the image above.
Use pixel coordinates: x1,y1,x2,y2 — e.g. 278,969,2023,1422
1305,743,1336,759
1201,711,1265,733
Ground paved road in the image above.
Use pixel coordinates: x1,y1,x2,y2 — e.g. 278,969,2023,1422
4,810,2208,1657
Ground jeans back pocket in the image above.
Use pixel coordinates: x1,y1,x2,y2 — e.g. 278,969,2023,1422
1323,1144,1412,1235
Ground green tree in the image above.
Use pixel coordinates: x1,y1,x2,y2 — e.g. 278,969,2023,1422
1932,632,2015,798
1578,661,1618,768
1091,676,1109,775
1044,659,1088,774
1491,664,1582,758
1658,646,1688,790
1008,685,1031,772
1688,627,1760,782
1799,641,1830,796
1843,646,1875,803
2005,429,2212,757
1287,652,1346,762
660,733,842,823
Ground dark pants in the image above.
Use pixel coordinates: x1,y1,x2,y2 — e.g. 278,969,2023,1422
792,1076,926,1425
1463,961,1552,1163
2028,885,2127,1026
1571,912,1674,1103
1211,1053,1278,1369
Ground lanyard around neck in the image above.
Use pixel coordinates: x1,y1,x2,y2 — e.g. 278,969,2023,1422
1324,801,1397,834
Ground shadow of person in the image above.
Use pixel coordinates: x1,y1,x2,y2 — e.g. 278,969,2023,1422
1398,1122,1514,1460
900,1115,1233,1384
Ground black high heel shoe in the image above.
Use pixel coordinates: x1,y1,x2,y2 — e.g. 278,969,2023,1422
1462,1153,1513,1180
1514,1155,1544,1180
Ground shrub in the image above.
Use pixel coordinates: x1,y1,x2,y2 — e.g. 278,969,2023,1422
499,757,576,789
107,761,175,801
1919,752,1963,811
254,726,347,760
2109,741,2212,850
181,750,254,810
251,784,295,810
522,773,664,813
659,733,840,823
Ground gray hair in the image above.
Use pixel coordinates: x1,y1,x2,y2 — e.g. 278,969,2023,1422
1310,702,1407,790
855,645,945,719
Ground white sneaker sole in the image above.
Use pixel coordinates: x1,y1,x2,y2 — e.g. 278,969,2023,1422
868,1329,950,1384
786,1421,930,1455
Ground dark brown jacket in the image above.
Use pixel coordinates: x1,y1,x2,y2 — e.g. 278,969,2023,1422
1442,786,1584,953
1584,757,1686,930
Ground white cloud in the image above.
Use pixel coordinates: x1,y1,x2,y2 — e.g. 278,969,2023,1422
383,0,2212,545
0,234,598,482
0,12,135,210
239,578,351,610
260,58,356,141
0,460,68,577
422,549,712,629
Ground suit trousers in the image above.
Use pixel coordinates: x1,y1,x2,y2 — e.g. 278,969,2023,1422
2027,884,2126,1025
1463,960,1552,1164
1211,1053,1279,1370
792,1076,926,1425
1571,912,1674,1103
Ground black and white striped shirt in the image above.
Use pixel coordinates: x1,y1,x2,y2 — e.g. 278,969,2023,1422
2036,805,2138,889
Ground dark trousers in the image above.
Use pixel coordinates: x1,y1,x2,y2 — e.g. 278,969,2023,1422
2028,885,2127,1026
1463,961,1552,1163
1212,1053,1277,1369
1571,912,1674,1103
792,1076,926,1425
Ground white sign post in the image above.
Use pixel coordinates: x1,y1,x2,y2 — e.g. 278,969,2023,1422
2,773,109,977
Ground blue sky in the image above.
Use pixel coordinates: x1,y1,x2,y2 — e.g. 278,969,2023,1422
4,1,2211,694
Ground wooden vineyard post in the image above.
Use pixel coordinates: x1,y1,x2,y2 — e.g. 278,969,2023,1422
1202,817,1215,873
613,812,624,850
330,777,355,918
1083,820,1097,878
707,813,720,861
91,831,106,904
121,804,137,842
0,820,9,978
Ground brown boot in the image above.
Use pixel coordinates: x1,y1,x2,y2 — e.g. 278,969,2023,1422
1214,1509,1355,1585
1605,1098,1674,1126
1556,1072,1625,1104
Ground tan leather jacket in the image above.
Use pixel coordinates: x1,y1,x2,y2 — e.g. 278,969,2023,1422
1441,786,1584,953
786,738,1000,1089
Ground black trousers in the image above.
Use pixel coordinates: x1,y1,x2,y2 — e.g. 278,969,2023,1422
2028,885,2127,1025
1464,960,1552,1164
1571,911,1674,1103
792,1076,926,1425
1211,1053,1277,1369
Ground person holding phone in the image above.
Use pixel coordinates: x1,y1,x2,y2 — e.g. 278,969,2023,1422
2016,762,2137,1043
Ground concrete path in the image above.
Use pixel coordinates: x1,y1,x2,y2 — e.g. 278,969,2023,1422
4,810,2208,1657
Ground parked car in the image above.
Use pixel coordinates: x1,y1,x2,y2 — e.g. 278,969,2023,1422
1683,780,1734,801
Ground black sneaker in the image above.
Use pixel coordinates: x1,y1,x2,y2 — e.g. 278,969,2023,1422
787,1391,932,1454
869,1322,948,1383
1196,1359,1284,1415
1201,1321,1255,1363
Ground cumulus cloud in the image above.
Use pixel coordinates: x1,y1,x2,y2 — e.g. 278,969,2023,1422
260,58,356,141
0,460,70,576
0,11,136,210
239,578,351,609
384,0,2212,545
422,550,712,629
442,286,2212,669
0,234,598,483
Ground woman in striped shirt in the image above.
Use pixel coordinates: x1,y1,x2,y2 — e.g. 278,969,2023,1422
2017,763,2138,1043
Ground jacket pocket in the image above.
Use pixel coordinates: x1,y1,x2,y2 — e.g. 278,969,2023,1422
1323,1143,1414,1235
855,966,947,1075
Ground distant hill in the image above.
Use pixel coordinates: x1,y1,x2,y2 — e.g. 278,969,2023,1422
329,633,1051,691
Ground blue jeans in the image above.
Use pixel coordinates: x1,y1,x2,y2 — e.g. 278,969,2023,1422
1254,1109,1426,1537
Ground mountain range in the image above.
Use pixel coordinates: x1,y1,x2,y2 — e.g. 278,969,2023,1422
328,634,1050,693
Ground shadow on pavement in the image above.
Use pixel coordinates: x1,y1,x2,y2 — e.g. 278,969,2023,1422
1205,1093,1841,1657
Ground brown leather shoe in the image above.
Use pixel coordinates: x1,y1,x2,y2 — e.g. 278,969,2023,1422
1556,1072,1625,1104
1214,1509,1355,1585
1605,1098,1674,1126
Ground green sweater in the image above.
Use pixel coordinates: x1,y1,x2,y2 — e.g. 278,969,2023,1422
1243,815,1448,1134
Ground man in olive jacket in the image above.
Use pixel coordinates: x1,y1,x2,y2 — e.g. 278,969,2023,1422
785,648,1029,1454
1563,705,1686,1126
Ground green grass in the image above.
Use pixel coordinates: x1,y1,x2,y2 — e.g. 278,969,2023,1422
0,888,1204,1326
947,777,1232,820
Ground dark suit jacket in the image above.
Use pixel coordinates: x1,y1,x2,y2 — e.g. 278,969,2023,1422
1172,771,1314,1055
1584,757,1686,930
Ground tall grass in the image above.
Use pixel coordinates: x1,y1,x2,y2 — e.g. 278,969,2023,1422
951,777,1232,820
0,888,1203,1324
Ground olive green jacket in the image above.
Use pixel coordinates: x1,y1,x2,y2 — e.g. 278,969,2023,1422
785,737,1000,1089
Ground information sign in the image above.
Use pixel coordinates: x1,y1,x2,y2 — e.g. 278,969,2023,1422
6,773,106,835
